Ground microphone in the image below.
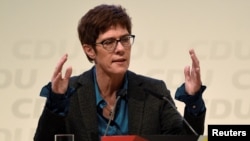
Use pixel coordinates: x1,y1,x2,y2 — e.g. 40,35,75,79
103,89,127,136
144,88,199,136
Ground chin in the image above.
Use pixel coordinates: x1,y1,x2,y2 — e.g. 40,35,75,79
113,67,128,75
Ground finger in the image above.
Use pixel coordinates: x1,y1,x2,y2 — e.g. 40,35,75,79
194,67,201,82
64,66,73,80
189,50,202,83
189,49,200,70
189,49,201,79
52,72,62,90
184,66,190,81
52,54,68,80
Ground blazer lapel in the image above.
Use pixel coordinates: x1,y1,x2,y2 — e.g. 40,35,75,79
127,72,147,134
77,70,99,137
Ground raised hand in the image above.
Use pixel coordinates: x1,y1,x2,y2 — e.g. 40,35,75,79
184,49,202,95
51,54,72,94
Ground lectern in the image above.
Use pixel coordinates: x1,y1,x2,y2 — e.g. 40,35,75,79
102,135,148,141
101,135,202,141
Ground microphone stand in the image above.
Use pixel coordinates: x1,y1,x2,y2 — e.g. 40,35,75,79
104,89,127,136
144,88,199,136
161,96,199,136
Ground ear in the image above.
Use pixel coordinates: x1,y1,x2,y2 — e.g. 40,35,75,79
83,44,96,59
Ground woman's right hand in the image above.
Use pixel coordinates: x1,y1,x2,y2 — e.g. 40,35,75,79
51,54,72,94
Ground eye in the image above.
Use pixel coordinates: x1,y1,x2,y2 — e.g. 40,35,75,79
103,39,115,45
120,36,130,43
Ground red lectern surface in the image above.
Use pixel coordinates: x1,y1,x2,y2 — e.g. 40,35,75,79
101,135,148,141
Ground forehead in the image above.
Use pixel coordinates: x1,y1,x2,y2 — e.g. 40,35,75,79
98,25,129,40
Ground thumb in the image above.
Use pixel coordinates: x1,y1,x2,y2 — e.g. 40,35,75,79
184,66,190,81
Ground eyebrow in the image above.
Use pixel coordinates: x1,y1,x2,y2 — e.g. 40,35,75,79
99,34,130,41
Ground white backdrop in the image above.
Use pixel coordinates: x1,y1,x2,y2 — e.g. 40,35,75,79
1,0,250,140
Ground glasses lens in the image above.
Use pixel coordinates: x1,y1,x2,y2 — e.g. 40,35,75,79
120,36,133,47
103,39,116,51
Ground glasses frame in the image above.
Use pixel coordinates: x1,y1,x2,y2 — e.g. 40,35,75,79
95,34,135,52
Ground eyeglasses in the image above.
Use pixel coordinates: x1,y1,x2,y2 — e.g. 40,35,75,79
95,35,135,52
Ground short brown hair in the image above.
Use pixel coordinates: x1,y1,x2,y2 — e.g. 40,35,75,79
77,4,132,62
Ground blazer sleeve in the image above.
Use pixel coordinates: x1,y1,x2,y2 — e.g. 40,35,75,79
33,107,66,141
184,107,206,135
158,80,206,135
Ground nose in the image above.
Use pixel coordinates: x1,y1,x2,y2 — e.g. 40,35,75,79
114,41,125,51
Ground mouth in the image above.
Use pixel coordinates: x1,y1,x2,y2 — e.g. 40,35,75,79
112,58,126,63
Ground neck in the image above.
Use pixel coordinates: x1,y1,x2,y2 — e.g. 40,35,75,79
95,70,125,106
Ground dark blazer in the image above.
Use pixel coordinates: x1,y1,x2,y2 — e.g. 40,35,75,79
34,68,206,141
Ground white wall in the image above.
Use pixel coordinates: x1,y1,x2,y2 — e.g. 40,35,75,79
1,0,250,140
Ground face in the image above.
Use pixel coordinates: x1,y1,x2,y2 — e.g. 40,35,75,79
85,25,131,76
